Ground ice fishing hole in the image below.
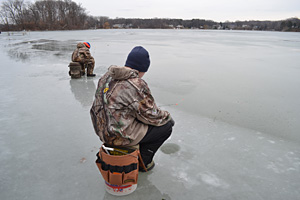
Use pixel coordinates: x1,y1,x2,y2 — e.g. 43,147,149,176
160,143,180,154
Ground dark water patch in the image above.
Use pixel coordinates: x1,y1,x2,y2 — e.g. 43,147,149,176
7,39,76,52
7,49,29,62
6,39,77,62
31,40,76,52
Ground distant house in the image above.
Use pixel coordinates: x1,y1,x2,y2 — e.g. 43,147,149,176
212,25,218,29
125,24,133,29
112,24,133,29
112,24,124,29
227,24,236,30
176,25,184,29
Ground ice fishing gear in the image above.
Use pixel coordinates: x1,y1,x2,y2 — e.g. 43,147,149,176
68,62,83,78
95,144,147,186
102,145,138,158
158,98,185,108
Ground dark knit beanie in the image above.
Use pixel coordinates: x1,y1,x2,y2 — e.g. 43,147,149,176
125,46,150,72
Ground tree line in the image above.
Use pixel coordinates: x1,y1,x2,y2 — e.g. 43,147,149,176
105,17,300,32
0,0,88,31
1,0,299,32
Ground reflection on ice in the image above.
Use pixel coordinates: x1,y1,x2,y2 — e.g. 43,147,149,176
70,78,96,107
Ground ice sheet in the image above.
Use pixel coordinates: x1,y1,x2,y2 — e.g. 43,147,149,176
0,30,299,200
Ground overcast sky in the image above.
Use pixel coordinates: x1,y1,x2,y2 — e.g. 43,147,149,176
70,0,299,22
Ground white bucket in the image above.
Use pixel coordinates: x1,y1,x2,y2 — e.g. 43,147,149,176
105,181,137,196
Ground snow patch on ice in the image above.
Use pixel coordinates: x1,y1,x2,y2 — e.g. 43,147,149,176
177,171,189,182
267,162,282,174
172,167,199,188
227,137,236,141
198,172,229,189
266,159,298,174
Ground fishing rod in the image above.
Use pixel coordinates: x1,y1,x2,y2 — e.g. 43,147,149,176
102,144,138,158
158,98,185,107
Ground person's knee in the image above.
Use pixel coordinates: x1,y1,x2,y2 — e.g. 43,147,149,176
163,121,173,139
167,120,174,130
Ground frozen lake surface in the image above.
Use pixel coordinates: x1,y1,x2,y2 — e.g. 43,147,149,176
0,29,300,200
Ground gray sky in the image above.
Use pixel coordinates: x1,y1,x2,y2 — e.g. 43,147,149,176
72,0,300,22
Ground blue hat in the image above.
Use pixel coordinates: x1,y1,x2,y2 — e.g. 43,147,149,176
125,46,150,72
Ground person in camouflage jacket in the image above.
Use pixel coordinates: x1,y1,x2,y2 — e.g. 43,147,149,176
90,46,174,171
72,42,96,76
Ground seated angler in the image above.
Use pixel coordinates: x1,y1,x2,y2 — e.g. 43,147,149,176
90,46,175,171
72,42,96,77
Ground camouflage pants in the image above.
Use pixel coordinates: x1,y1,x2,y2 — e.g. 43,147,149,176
81,57,95,75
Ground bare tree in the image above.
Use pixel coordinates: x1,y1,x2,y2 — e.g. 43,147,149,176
0,5,9,24
1,0,26,30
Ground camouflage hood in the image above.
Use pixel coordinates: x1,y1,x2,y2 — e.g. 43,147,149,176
108,65,139,80
72,42,93,62
77,42,85,48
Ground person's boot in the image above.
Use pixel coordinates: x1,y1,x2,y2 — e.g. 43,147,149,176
87,64,95,77
139,160,155,172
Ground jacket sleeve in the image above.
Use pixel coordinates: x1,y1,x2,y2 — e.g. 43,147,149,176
134,82,172,126
72,49,81,62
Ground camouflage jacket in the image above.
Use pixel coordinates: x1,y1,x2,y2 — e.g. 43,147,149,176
90,65,171,146
72,43,93,63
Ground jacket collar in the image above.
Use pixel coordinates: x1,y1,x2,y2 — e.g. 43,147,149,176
108,65,139,80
